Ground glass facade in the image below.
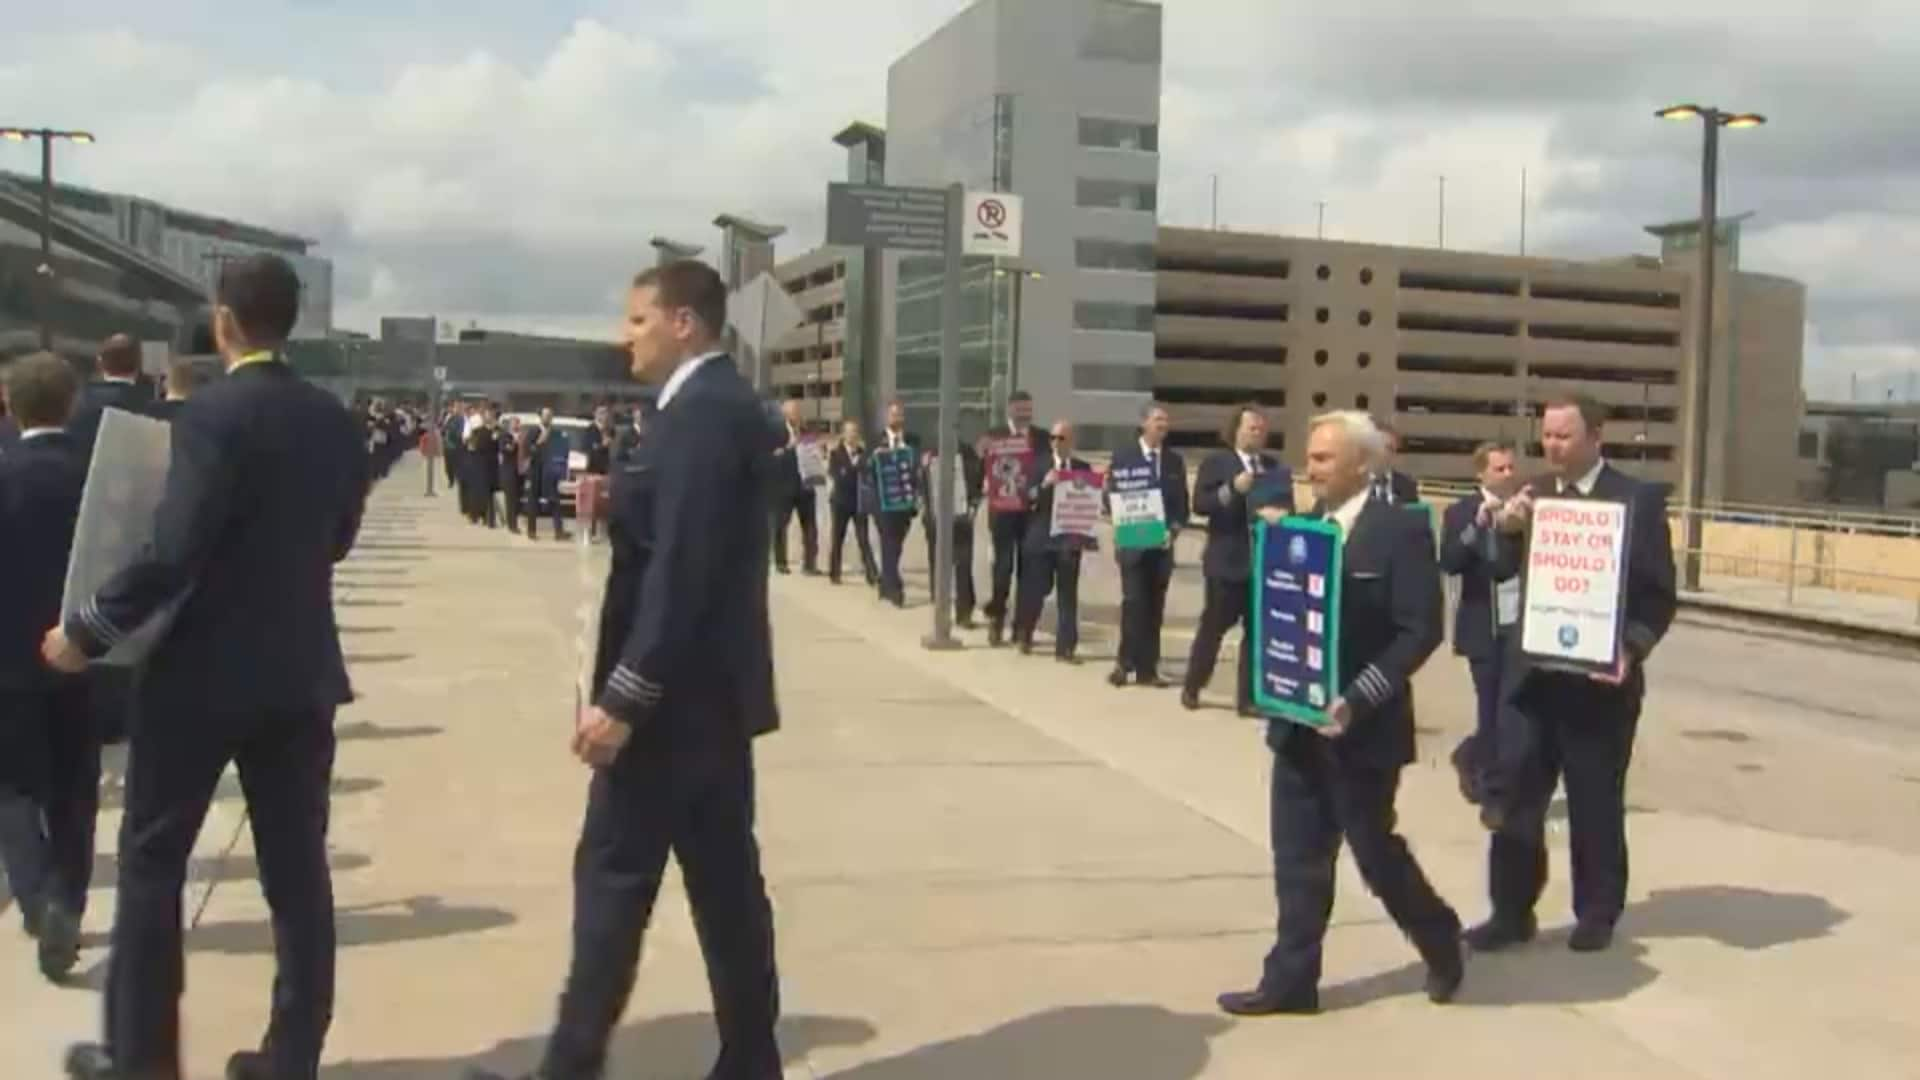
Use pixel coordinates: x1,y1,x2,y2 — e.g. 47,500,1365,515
1072,362,1155,392
1076,179,1158,212
1074,301,1155,333
0,217,197,362
1080,1,1163,64
1076,238,1156,272
1078,117,1159,152
893,254,1004,439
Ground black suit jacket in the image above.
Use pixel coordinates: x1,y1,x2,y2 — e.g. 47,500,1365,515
980,425,1049,516
1493,463,1678,699
146,399,188,423
1371,468,1420,505
1270,496,1444,769
0,432,87,690
827,442,868,513
68,379,156,461
1439,492,1506,659
593,356,779,744
65,360,369,711
1103,443,1190,564
771,425,825,498
1022,453,1094,552
920,443,985,523
1194,449,1291,582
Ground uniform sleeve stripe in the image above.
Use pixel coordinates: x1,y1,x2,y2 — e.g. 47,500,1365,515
78,600,124,648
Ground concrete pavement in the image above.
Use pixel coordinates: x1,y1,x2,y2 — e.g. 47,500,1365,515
1,482,1917,1078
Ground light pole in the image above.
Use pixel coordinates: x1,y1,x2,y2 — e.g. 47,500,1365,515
1656,103,1765,589
2,126,96,351
992,262,1044,418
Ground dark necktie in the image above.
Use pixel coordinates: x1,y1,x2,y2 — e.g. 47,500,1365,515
1146,450,1158,479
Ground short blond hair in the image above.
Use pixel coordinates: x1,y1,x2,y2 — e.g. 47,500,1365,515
1308,409,1388,467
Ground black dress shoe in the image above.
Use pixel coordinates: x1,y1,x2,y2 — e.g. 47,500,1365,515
957,615,977,630
774,565,791,575
1463,913,1537,952
1422,938,1466,1004
464,1069,543,1080
22,899,43,939
828,574,842,585
988,623,1005,647
64,1044,121,1080
39,903,80,981
802,566,822,577
1568,920,1615,953
1180,688,1201,711
226,1051,273,1080
1056,654,1080,666
1018,639,1033,656
1217,987,1320,1017
1107,668,1129,687
1138,674,1170,689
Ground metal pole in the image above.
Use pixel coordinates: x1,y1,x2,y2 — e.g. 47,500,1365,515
38,132,54,352
1210,175,1219,230
1683,115,1721,591
1785,523,1798,608
925,182,963,651
1010,271,1025,396
1438,175,1447,249
1520,168,1528,256
425,323,438,496
815,320,825,426
1316,201,1326,239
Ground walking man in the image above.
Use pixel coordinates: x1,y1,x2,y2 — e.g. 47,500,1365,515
474,260,783,1080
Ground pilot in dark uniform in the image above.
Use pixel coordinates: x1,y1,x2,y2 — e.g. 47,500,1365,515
979,390,1048,646
1103,402,1190,688
1011,421,1093,663
871,402,920,608
477,261,782,1080
0,354,94,983
1184,405,1290,715
48,255,370,1080
1219,410,1464,1017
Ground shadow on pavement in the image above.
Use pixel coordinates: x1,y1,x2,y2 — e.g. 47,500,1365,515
101,774,381,811
828,1005,1230,1079
336,720,444,742
88,850,372,895
191,896,515,955
337,598,406,608
319,1012,877,1079
346,653,415,666
1320,884,1850,1011
340,625,397,636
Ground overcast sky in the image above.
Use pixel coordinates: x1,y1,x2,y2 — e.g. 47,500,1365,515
3,1,1911,399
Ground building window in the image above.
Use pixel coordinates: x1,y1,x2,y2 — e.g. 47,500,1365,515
1074,301,1155,333
1312,391,1328,407
1797,431,1819,460
1315,308,1330,324
1076,239,1157,272
1080,1,1162,64
1072,363,1155,392
1358,352,1372,369
993,94,1016,191
1316,264,1331,281
1314,349,1329,366
1079,117,1159,152
1358,310,1373,327
1356,393,1371,409
1077,179,1158,212
1360,268,1375,285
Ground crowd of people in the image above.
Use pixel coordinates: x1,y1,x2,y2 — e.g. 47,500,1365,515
0,252,1679,1080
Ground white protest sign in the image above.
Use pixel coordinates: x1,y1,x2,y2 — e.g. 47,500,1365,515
62,408,176,666
1519,497,1629,670
1049,469,1103,540
795,438,830,486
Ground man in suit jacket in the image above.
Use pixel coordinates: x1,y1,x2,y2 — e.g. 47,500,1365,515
0,354,94,983
1219,410,1463,1018
464,404,501,527
826,420,878,585
920,437,985,627
1011,421,1094,662
1368,422,1421,505
481,260,783,1080
979,390,1049,646
1438,440,1521,805
1183,405,1291,714
871,400,920,608
46,254,369,1080
769,399,822,575
67,333,156,464
526,407,570,542
1104,402,1190,687
144,359,211,423
1467,393,1676,956
440,405,466,496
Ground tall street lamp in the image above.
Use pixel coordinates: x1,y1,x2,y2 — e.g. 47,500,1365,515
1656,103,1765,590
991,260,1044,416
2,126,96,352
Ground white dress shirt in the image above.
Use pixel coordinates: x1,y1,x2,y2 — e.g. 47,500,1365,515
1558,458,1607,496
657,350,725,411
1328,488,1369,547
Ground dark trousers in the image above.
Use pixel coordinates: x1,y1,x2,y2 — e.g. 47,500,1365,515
1012,546,1082,657
106,705,337,1078
828,505,877,584
771,490,818,572
543,737,779,1080
922,516,977,621
1186,575,1253,708
1261,741,1459,996
1116,550,1174,680
984,511,1030,626
876,513,913,604
443,448,459,488
0,680,97,922
527,479,567,539
504,471,526,531
1488,677,1641,929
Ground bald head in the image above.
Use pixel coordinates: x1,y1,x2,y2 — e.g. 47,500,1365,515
98,334,141,378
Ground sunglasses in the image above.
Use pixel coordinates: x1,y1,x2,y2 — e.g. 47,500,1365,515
1050,434,1068,442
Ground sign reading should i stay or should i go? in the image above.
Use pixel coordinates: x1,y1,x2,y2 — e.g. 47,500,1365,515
1250,517,1343,728
1108,464,1169,549
1519,497,1631,674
